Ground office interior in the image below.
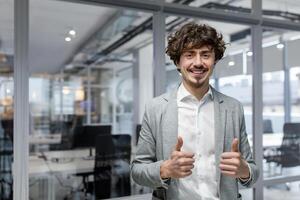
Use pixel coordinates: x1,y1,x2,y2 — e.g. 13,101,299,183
1,0,300,199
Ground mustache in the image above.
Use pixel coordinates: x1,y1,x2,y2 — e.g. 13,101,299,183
177,65,214,73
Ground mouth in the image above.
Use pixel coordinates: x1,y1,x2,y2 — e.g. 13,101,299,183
188,68,208,77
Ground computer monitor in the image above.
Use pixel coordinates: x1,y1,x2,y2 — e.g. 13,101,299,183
73,125,112,149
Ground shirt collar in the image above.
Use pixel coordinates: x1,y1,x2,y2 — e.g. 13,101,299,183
177,83,214,102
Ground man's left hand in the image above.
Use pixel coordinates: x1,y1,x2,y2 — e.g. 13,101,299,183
219,138,250,179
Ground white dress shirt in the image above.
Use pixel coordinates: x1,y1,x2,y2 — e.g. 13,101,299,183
171,83,219,200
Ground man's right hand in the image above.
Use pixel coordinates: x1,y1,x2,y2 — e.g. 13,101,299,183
160,136,195,179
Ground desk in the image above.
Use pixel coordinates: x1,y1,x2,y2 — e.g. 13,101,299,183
29,148,131,200
248,133,283,148
29,133,61,145
29,149,94,176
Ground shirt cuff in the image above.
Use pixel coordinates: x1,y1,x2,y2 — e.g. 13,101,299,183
239,162,252,185
159,176,171,189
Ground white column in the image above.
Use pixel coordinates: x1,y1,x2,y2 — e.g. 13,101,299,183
139,44,154,122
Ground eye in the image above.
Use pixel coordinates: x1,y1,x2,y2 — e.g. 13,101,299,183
202,54,210,59
185,53,192,58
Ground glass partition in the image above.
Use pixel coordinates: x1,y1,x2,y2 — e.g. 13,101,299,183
263,0,300,23
166,0,252,13
0,1,14,199
28,0,152,199
262,29,300,179
264,181,300,199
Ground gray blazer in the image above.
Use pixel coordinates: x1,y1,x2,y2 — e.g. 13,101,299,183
131,87,259,200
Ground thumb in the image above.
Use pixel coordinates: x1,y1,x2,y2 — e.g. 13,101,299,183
175,136,183,151
231,138,239,152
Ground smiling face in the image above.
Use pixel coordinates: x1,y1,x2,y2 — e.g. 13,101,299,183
177,45,215,90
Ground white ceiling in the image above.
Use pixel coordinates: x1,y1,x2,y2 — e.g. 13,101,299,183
29,0,116,74
1,0,300,75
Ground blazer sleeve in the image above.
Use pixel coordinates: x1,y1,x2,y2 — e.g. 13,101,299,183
238,104,260,187
131,103,169,189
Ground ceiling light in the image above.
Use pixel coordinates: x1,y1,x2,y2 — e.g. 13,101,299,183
69,30,76,36
63,87,70,95
65,37,71,42
276,43,284,49
228,61,235,66
246,51,253,56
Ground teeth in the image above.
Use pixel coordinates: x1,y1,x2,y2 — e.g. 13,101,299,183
192,70,204,74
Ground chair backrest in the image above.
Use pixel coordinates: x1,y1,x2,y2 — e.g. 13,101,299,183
94,134,114,199
95,134,131,167
73,125,111,149
280,123,300,167
94,134,131,198
263,119,273,133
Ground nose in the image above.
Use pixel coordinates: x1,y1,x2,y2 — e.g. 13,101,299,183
193,54,203,67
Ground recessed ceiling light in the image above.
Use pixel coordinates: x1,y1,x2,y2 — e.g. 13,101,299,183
228,61,235,66
65,37,71,42
276,43,284,49
69,30,76,36
246,51,253,56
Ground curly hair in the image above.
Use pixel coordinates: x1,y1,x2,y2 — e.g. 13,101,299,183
166,22,226,65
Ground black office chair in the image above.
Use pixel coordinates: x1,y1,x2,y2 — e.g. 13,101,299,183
111,134,131,197
265,123,300,174
0,121,13,200
94,134,131,199
263,119,274,133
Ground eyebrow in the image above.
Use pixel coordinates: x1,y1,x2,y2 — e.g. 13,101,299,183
182,49,213,54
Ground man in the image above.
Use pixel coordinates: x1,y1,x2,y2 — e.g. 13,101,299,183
131,22,259,200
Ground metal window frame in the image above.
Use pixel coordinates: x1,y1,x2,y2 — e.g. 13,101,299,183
153,11,166,96
14,0,29,200
14,0,300,199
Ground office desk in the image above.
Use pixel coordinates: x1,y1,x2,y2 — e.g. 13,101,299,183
29,149,94,177
29,133,61,145
248,133,283,148
29,148,131,200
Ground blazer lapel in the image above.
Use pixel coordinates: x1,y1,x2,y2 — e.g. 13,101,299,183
162,90,178,159
212,88,227,192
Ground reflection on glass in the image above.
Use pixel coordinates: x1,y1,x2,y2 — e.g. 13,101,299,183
166,0,251,13
28,0,152,199
264,181,300,199
89,67,113,85
0,1,13,199
290,68,300,122
263,71,284,134
219,75,253,136
263,123,300,178
90,87,112,124
263,0,300,23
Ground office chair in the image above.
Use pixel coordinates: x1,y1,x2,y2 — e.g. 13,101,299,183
263,119,274,133
94,134,131,199
264,123,300,176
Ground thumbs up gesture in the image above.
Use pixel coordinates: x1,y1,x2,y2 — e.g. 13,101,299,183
160,136,195,179
219,138,250,179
